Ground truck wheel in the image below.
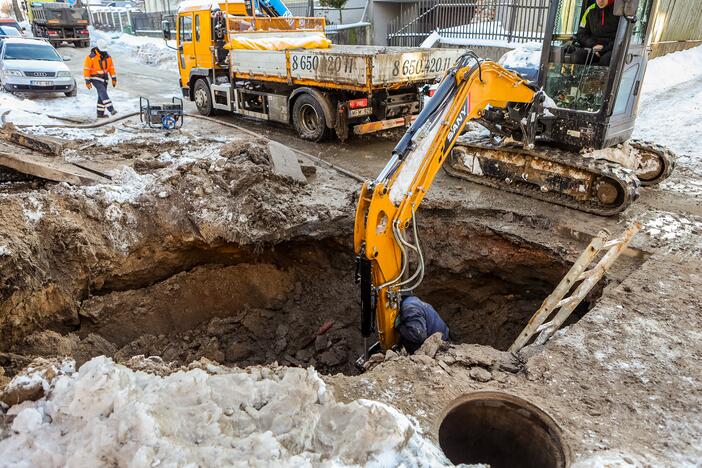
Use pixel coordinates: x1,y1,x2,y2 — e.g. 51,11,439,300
292,93,329,142
193,79,215,116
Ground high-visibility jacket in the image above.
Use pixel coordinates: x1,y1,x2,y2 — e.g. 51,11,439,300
83,49,116,81
576,2,618,52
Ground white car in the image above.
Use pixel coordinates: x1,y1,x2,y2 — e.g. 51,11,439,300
0,38,76,96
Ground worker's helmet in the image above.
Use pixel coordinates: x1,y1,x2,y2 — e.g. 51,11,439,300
96,39,108,51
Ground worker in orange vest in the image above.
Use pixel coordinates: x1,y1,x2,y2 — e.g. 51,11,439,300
83,39,117,118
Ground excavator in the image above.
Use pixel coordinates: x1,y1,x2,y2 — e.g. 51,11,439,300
354,0,673,357
444,0,675,216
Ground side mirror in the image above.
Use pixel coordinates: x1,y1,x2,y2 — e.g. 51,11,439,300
613,0,639,17
62,55,71,61
162,19,171,41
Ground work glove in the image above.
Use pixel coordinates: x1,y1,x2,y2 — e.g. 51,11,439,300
111,77,117,88
85,80,92,89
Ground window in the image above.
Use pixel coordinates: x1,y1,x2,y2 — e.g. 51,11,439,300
632,0,652,45
179,15,192,42
195,15,200,41
4,43,61,61
0,26,22,37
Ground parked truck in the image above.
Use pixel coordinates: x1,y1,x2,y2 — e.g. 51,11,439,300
29,1,90,48
167,0,465,141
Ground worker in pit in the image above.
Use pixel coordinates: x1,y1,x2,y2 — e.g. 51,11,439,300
396,295,450,353
83,39,117,119
573,0,619,66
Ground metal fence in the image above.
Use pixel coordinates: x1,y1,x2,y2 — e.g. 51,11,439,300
387,0,549,47
90,9,175,36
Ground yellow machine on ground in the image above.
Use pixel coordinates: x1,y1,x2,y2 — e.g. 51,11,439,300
354,53,540,353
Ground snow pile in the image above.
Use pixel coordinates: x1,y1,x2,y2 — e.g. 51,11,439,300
498,42,541,71
0,357,449,467
90,27,177,69
1,358,75,406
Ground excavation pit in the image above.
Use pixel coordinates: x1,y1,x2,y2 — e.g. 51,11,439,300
2,218,600,377
438,392,569,468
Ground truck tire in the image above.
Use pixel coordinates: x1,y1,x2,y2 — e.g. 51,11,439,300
193,79,215,116
292,93,329,142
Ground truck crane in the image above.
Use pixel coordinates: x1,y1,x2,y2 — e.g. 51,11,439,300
354,52,541,354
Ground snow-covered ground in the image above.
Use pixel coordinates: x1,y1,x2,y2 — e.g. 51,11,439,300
633,45,702,173
0,357,449,467
0,29,180,125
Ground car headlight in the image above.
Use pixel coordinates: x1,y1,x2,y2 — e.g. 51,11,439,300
57,71,72,77
4,69,23,77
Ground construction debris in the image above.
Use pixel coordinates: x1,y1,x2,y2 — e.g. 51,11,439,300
0,124,64,156
267,141,308,184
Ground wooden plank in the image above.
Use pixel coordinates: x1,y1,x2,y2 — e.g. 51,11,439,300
0,126,64,156
508,229,609,354
534,222,642,346
0,151,110,185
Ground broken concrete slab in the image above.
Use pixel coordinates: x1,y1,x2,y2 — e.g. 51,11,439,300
267,141,307,184
0,151,110,185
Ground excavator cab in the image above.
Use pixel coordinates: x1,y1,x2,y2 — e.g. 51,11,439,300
536,0,652,150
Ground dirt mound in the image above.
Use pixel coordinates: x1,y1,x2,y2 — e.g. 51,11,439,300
0,135,352,366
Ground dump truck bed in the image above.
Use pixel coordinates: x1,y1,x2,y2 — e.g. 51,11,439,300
230,45,464,92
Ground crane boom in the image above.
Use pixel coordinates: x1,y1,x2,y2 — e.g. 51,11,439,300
353,54,540,353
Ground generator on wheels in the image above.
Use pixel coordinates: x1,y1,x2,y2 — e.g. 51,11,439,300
139,97,184,130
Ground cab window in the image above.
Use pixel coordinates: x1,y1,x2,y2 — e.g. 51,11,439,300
179,15,192,42
544,0,616,112
631,0,652,45
195,15,200,41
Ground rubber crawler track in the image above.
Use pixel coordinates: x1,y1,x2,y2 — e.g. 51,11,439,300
444,137,640,216
629,139,676,186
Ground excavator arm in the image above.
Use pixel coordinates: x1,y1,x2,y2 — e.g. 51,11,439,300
353,53,541,353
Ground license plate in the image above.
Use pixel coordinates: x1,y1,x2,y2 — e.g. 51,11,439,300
348,107,372,118
31,81,53,87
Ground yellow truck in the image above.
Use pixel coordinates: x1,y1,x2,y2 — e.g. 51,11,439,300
167,0,465,141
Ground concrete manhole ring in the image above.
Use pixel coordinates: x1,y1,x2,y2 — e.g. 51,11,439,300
437,391,571,468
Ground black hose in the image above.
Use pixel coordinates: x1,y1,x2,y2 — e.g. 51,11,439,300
2,110,141,128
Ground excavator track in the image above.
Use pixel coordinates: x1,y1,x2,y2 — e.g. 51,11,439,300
629,139,676,186
444,137,640,216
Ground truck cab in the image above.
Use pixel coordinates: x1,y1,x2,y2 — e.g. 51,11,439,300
29,1,90,48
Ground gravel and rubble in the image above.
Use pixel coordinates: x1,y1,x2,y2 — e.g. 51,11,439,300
0,119,699,466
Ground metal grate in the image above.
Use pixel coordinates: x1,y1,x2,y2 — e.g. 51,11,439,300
387,0,550,47
24,71,56,77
